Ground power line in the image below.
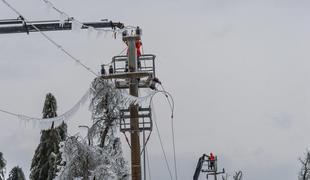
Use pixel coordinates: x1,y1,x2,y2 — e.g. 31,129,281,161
1,0,98,76
151,101,174,180
146,146,152,180
149,89,177,180
160,85,178,180
0,89,91,128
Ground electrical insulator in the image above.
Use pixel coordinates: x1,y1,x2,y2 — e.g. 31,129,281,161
109,65,114,74
122,30,128,38
136,26,142,36
101,65,106,75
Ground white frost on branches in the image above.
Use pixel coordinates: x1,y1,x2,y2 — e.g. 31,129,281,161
56,77,139,180
56,136,128,180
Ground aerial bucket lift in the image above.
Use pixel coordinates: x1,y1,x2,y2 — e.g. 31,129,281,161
193,153,225,180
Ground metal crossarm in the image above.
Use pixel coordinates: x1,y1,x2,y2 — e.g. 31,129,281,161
120,107,152,132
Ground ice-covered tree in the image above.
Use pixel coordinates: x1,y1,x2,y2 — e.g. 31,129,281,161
222,170,243,180
232,171,243,180
56,78,129,179
299,151,310,180
0,152,6,180
43,93,57,118
89,78,122,148
57,136,128,180
30,93,67,180
7,166,25,180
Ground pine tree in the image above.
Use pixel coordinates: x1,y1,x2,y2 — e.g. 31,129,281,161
30,93,67,180
7,166,25,180
0,152,6,180
42,93,57,118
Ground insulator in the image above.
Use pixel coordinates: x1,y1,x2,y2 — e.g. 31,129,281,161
122,30,128,37
109,65,114,74
136,26,142,36
149,81,156,90
153,77,161,84
101,65,106,75
125,61,128,72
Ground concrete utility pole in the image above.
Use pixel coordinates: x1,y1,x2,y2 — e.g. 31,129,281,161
124,34,141,180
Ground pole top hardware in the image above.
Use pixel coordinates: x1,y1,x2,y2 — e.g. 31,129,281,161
122,27,142,41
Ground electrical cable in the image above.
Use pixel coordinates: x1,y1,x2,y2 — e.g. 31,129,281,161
151,101,174,180
160,85,178,180
0,109,19,117
0,89,90,128
149,88,177,180
1,0,98,76
146,146,152,180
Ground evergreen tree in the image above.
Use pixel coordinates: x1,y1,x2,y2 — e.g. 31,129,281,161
30,93,67,180
43,93,57,118
7,166,25,180
0,152,6,180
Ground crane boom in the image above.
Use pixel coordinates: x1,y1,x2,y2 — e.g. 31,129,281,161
0,18,124,34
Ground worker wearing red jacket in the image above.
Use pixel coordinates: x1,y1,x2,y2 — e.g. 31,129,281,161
125,40,142,69
136,40,142,57
209,152,215,170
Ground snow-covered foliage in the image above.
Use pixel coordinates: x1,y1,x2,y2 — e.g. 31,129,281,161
233,171,243,180
30,124,66,180
89,78,123,147
43,93,58,119
7,166,25,180
299,152,310,180
222,171,243,180
30,93,67,180
0,152,6,180
56,77,129,180
57,136,128,180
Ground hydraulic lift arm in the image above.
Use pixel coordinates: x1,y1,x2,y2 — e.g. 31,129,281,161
193,154,207,180
0,18,124,34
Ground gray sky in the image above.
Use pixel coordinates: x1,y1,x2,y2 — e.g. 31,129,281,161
1,0,310,179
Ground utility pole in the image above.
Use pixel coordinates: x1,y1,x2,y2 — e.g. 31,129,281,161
123,34,141,180
103,27,156,180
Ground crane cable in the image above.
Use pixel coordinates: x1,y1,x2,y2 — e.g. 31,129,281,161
1,0,98,76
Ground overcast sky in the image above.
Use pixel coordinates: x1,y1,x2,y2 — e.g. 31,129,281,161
1,0,310,179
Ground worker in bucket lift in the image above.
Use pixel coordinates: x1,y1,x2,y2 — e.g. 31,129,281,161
125,40,142,69
136,40,142,69
209,152,215,170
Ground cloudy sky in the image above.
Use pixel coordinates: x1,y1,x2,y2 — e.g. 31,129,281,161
1,0,310,179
